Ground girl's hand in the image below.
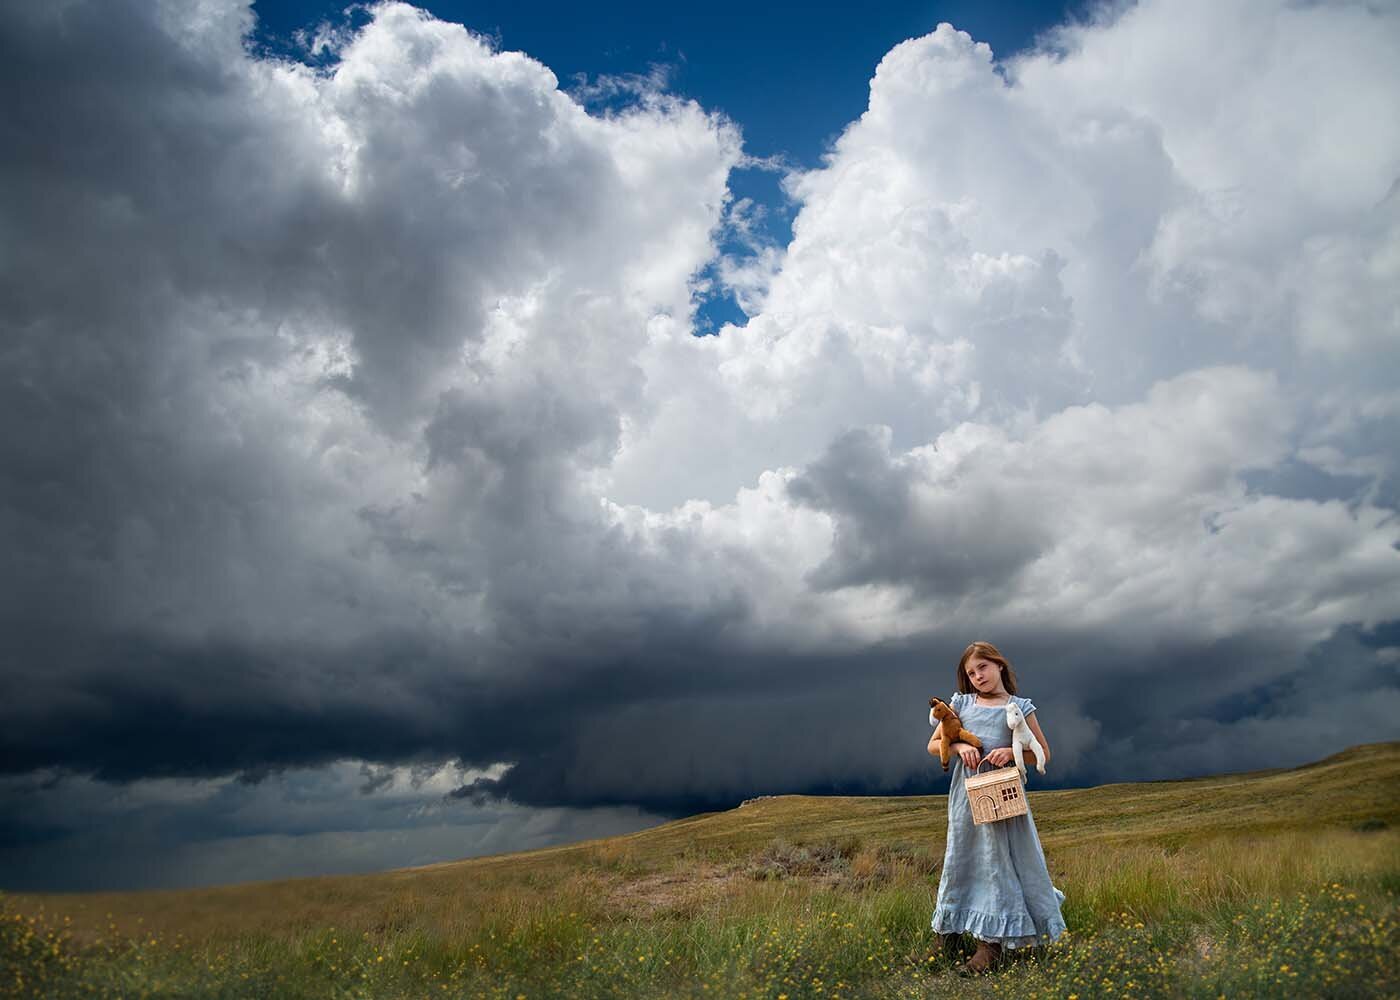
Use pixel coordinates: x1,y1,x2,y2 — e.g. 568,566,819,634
953,742,981,769
986,747,1015,767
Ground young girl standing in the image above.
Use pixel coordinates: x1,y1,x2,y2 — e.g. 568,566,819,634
927,640,1067,975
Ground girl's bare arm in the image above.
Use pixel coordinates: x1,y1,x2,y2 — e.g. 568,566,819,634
1027,713,1050,765
990,746,1039,765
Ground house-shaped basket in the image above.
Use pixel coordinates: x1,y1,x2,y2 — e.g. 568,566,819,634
965,759,1028,825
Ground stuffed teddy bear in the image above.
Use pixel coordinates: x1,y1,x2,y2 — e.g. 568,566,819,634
1004,702,1046,781
928,697,982,771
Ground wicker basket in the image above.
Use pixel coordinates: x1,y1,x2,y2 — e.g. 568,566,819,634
965,758,1028,825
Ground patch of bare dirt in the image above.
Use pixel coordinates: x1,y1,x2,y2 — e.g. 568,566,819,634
600,863,746,919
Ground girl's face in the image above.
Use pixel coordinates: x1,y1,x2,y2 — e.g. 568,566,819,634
964,655,1005,695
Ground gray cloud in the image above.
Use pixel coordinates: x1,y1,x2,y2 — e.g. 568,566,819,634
0,757,661,892
787,426,1051,598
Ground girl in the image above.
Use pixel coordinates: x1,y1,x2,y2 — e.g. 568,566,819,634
927,640,1067,975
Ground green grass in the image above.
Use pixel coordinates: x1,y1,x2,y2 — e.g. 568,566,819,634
4,740,1398,998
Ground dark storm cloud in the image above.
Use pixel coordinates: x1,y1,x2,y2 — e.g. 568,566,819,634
0,0,740,784
0,752,665,892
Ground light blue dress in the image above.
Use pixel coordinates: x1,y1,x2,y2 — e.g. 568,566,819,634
931,691,1068,950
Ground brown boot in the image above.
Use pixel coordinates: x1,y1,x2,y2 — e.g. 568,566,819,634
957,938,1002,976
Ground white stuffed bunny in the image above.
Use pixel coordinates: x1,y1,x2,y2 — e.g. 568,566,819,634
1005,702,1046,781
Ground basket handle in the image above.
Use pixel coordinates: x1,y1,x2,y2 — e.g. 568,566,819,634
974,750,1030,773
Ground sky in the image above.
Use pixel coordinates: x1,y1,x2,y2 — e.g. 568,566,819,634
1,0,1398,893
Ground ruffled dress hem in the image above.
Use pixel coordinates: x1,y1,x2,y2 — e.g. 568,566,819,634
931,899,1068,950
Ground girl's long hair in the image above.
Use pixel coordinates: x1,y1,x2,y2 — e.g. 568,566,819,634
955,640,1019,695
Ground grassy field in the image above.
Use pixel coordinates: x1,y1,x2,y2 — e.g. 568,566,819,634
4,741,1398,998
